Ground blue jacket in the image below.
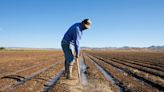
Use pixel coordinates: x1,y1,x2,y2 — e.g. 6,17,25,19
62,23,83,57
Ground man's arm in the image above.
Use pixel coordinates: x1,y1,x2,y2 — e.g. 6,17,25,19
73,28,81,58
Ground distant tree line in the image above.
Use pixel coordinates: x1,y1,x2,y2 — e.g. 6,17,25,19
0,47,5,50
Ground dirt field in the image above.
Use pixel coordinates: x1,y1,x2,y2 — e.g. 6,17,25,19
0,50,164,92
85,50,164,92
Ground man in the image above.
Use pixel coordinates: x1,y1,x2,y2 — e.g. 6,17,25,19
61,19,91,79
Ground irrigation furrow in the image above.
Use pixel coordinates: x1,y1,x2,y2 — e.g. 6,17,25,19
0,56,63,78
115,58,164,72
83,55,118,92
0,61,62,92
43,69,65,92
89,54,164,92
90,54,164,78
106,57,164,78
88,52,164,68
88,56,124,92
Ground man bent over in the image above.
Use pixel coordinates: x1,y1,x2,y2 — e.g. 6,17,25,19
61,19,91,79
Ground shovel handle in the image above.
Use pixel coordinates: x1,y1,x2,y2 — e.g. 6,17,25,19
76,58,81,83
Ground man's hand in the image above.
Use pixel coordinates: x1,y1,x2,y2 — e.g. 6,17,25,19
75,55,79,58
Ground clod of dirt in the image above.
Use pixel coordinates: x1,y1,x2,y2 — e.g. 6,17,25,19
86,66,90,69
84,71,88,74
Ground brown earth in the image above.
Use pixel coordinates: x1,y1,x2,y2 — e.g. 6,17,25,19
0,50,163,92
85,50,164,92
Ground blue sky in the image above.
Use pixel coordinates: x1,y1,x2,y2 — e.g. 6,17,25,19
0,0,164,48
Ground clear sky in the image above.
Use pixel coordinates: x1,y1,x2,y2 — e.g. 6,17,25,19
0,0,164,48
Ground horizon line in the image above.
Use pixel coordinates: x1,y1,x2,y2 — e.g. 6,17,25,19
1,45,164,49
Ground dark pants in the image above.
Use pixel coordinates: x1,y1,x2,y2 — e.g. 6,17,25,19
61,40,75,67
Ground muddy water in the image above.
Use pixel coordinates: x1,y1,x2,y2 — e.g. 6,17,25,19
91,60,115,83
80,57,88,85
43,69,64,92
91,60,124,92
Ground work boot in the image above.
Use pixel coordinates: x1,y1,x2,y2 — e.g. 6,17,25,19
64,62,68,77
66,65,76,80
64,68,68,77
